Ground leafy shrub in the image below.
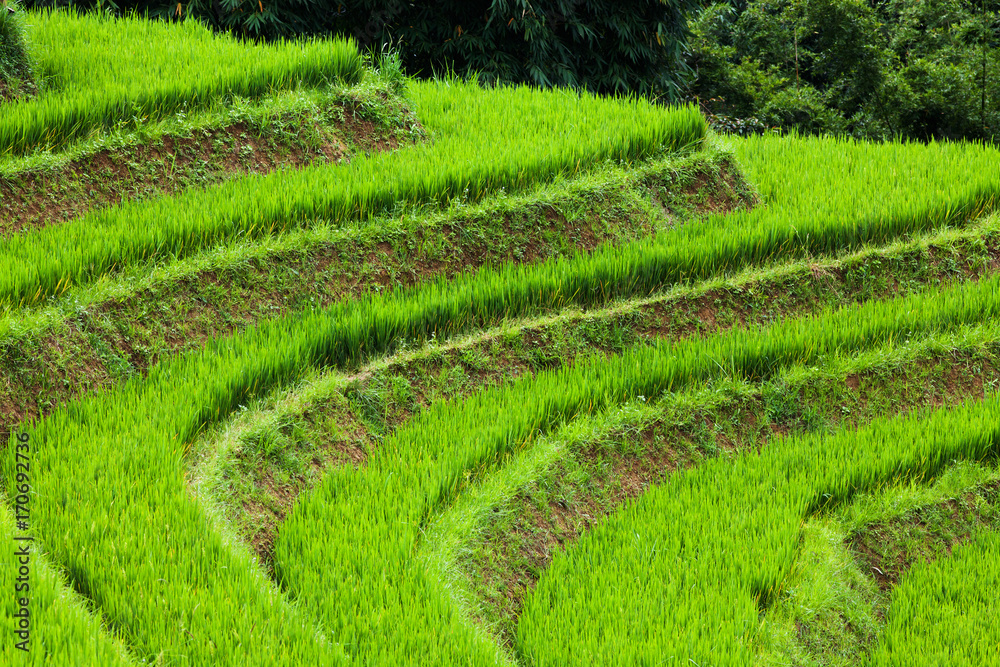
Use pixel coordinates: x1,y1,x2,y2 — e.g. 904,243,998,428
685,0,1000,142
328,0,703,100
0,1,35,102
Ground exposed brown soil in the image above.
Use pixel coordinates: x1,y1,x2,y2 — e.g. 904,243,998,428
217,302,1000,569
196,304,1000,625
0,154,755,440
849,480,1000,592
81,210,645,376
0,220,987,451
233,397,372,565
470,440,701,647
2,216,995,563
462,349,1000,648
234,341,573,564
681,160,756,216
0,100,414,236
2,135,997,589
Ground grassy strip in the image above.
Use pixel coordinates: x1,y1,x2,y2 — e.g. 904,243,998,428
3,233,995,665
427,325,1000,655
0,138,714,663
848,479,1000,592
166,135,999,382
3,401,346,665
0,80,704,309
0,138,991,663
0,496,135,665
195,213,999,565
275,273,1000,665
866,522,1000,666
0,80,422,235
0,144,738,437
2,134,994,387
0,7,35,104
757,462,1000,666
0,140,729,345
0,75,414,177
517,380,1000,665
3,10,363,156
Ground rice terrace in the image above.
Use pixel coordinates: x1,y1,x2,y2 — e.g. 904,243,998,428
1,2,1000,666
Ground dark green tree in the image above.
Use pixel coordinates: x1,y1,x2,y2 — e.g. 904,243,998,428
870,0,1000,140
685,0,999,141
329,0,702,99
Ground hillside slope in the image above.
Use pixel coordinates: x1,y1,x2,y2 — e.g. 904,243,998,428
3,9,1000,667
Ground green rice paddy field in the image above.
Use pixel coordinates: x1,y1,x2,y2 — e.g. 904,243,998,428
1,9,999,667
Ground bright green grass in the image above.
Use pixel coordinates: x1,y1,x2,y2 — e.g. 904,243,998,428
757,459,1000,667
867,528,1000,666
5,262,996,665
517,376,1000,665
0,75,702,666
1,64,998,663
419,318,1000,666
5,192,998,665
0,10,363,157
0,496,135,666
276,271,1000,666
0,78,705,310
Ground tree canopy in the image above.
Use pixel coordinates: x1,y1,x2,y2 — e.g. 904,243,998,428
685,0,999,141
